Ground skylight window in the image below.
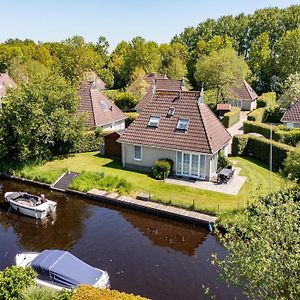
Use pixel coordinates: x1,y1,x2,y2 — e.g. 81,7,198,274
148,116,160,127
167,107,175,117
177,118,189,130
100,100,108,111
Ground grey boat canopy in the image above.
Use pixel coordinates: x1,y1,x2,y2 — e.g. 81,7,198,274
31,250,103,288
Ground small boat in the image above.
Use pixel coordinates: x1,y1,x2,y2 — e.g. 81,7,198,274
15,250,110,290
5,192,56,219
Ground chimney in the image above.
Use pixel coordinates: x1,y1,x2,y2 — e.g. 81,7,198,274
198,85,205,104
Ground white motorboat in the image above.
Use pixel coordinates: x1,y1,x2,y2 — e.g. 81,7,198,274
5,192,56,219
15,250,110,290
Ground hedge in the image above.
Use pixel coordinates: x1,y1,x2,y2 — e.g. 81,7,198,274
244,121,300,147
222,107,240,128
72,130,103,153
232,134,295,169
257,92,276,108
247,107,266,122
71,285,148,300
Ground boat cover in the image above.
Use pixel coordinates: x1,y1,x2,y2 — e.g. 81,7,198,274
31,250,103,288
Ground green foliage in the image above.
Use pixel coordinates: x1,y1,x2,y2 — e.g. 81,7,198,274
0,73,85,163
283,148,300,181
104,90,138,112
125,112,139,127
152,159,173,180
21,286,73,300
72,130,103,153
247,107,266,122
232,135,249,156
244,121,300,147
71,285,148,300
222,107,240,128
278,72,300,109
257,92,276,108
69,171,132,195
0,266,36,300
217,151,231,170
263,105,284,123
194,48,250,97
232,134,295,169
215,186,300,299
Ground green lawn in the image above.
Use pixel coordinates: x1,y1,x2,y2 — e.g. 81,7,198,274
16,152,288,214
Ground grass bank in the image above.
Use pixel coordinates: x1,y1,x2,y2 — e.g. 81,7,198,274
13,152,288,215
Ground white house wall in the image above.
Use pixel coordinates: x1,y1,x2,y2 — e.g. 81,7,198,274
102,120,125,132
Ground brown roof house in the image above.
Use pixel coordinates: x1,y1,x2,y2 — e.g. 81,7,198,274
281,99,300,128
224,80,258,111
78,75,126,132
118,90,231,180
134,74,187,113
0,73,17,110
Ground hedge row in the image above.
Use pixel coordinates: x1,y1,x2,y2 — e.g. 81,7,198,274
247,107,266,122
222,107,240,128
232,134,295,168
244,121,300,147
72,130,103,153
257,92,276,108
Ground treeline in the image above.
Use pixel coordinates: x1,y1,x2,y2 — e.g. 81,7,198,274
0,5,299,92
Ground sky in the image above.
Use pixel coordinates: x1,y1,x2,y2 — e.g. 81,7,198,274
1,0,299,51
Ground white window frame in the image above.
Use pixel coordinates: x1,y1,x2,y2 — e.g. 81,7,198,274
134,145,142,161
148,116,160,127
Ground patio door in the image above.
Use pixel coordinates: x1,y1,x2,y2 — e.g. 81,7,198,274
176,151,206,179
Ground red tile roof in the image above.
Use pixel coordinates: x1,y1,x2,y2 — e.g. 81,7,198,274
281,99,300,123
135,78,187,112
225,80,258,101
119,90,231,154
217,103,231,111
84,72,106,90
0,73,17,97
78,81,125,127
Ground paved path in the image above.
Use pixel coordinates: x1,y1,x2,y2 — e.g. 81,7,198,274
227,111,248,154
165,168,247,195
87,188,217,225
52,171,79,191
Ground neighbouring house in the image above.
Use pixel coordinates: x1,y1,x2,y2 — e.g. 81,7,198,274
134,74,187,113
216,103,231,118
224,80,258,111
0,73,17,110
118,90,232,181
281,99,300,128
103,130,125,159
78,75,126,132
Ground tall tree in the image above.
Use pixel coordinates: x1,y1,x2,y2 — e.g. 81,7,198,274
214,186,300,299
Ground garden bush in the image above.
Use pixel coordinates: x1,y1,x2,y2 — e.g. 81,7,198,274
263,105,284,123
244,121,300,147
0,266,36,300
222,107,240,128
257,92,276,108
152,159,173,180
104,90,138,112
72,130,103,153
71,285,148,300
247,107,266,122
125,112,139,127
283,148,300,181
217,150,231,169
232,135,250,156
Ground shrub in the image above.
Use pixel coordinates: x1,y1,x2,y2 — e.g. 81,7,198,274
72,130,103,153
222,107,240,128
263,105,285,123
152,159,173,180
125,112,139,128
247,107,266,122
257,92,276,108
283,148,300,181
71,285,148,300
0,266,36,300
244,121,300,147
21,286,57,300
232,135,249,156
217,150,231,169
115,92,138,112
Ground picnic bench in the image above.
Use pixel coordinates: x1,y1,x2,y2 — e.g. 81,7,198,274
217,167,235,184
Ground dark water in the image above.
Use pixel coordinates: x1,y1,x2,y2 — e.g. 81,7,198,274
0,179,245,300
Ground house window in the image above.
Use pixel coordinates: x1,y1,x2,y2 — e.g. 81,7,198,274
100,100,108,111
176,152,182,173
177,118,189,130
167,107,175,117
134,145,142,160
148,116,160,127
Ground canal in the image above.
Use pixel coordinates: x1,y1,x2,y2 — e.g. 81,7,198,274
0,179,245,300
